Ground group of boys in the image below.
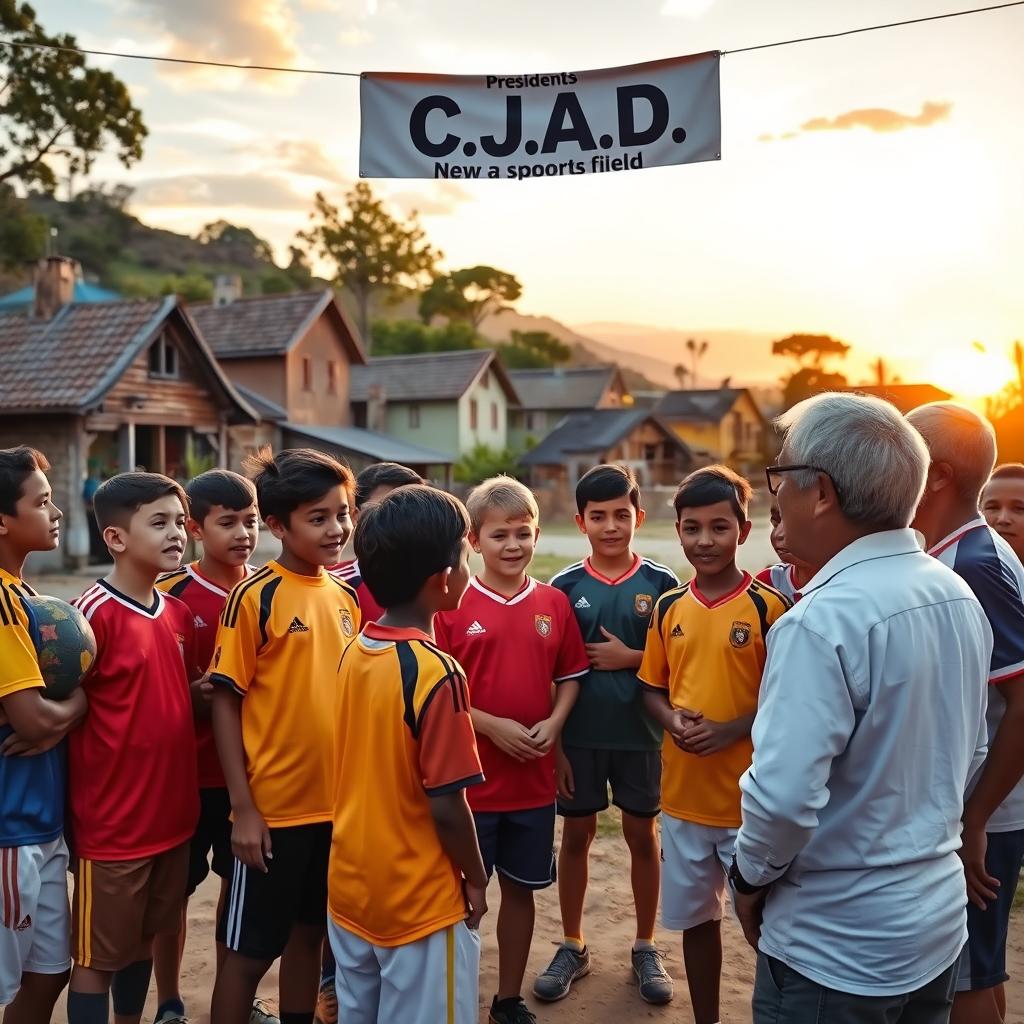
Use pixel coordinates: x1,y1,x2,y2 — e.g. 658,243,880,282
2,435,1023,1024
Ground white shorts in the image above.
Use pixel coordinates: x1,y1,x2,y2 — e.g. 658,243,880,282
661,816,737,931
327,918,480,1024
0,837,72,1006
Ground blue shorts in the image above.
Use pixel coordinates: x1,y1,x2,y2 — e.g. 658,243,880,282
957,828,1024,992
473,805,556,891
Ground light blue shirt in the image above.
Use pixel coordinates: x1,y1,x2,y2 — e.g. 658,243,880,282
735,529,991,997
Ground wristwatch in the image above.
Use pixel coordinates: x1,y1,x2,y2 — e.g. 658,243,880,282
728,854,767,895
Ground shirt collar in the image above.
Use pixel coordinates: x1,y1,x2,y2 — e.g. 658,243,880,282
802,528,923,596
927,515,987,557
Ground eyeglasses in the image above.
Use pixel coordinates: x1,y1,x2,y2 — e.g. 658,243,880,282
765,464,842,501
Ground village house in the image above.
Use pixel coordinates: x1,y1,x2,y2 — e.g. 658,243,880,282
350,349,519,461
506,364,630,452
0,257,257,569
655,387,768,471
190,283,453,479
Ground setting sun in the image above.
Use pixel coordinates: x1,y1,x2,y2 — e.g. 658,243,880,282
924,346,1017,401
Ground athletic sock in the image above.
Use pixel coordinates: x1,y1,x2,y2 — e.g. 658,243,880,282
562,936,585,953
155,997,186,1020
111,959,153,1018
281,1013,314,1024
68,990,109,1024
633,938,657,952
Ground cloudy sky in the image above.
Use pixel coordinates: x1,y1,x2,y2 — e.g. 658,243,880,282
30,0,1024,391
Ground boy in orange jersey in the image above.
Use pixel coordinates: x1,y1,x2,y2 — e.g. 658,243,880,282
640,467,790,1024
210,450,360,1024
153,470,260,1024
329,485,486,1024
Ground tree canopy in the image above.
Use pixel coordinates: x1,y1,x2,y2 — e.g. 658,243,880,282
496,329,571,369
196,220,275,265
0,2,147,191
419,265,522,330
772,333,851,368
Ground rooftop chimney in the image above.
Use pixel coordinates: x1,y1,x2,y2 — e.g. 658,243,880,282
32,256,77,320
213,274,243,307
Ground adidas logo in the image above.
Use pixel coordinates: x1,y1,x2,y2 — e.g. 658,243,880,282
465,620,487,636
671,624,684,638
287,617,310,634
575,596,591,609
15,914,30,932
194,615,207,629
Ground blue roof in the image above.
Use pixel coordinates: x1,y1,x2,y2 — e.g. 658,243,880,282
0,280,120,311
283,423,454,465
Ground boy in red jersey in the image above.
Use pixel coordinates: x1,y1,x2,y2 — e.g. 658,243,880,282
153,470,260,1024
69,473,202,1024
436,477,589,1024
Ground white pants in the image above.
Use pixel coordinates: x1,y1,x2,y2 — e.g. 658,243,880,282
0,838,72,1006
661,816,737,931
327,918,480,1024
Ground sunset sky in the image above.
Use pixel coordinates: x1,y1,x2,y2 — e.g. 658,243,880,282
31,0,1024,393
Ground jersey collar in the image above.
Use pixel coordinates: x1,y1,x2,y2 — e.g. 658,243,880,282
362,621,433,644
583,554,641,586
927,515,988,558
689,571,752,609
186,561,253,597
97,579,165,618
469,575,536,605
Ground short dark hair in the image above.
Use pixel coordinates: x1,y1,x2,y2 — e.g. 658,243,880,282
355,485,469,608
990,463,1024,482
673,465,752,523
575,464,641,514
355,462,424,509
0,447,50,517
185,470,258,524
93,472,188,531
242,447,354,525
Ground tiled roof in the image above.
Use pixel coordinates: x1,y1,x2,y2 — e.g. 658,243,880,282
350,349,518,403
508,365,622,411
839,384,952,413
0,297,256,418
283,423,454,464
190,290,365,363
521,409,691,465
655,388,750,422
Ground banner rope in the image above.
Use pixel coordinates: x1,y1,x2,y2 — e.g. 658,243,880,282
0,1,1022,76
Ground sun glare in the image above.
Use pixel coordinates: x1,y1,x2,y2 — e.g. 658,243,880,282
925,348,1017,401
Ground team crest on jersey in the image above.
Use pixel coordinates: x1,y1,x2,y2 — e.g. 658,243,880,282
730,621,752,648
634,593,654,616
535,614,552,638
671,624,684,639
340,609,355,638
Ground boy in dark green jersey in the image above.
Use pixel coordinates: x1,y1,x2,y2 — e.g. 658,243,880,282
533,465,678,1007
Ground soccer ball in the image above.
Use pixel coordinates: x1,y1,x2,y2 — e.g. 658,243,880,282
26,595,96,700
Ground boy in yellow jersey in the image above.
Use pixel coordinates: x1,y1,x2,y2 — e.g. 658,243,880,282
209,449,361,1024
640,466,790,1024
329,485,487,1024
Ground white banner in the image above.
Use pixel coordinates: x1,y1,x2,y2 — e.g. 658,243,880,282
359,52,721,181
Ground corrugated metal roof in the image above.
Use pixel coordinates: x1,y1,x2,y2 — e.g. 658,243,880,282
508,365,620,410
284,423,454,464
521,409,690,465
350,349,518,403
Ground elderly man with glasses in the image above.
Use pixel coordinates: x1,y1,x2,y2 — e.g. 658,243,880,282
733,392,992,1024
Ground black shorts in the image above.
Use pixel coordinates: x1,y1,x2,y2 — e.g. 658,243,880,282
474,804,556,891
187,786,234,897
957,828,1024,992
557,746,661,819
216,821,331,960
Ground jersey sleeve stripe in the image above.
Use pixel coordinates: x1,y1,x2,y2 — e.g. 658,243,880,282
257,575,283,647
415,672,465,734
209,673,246,697
1,584,17,625
747,587,772,640
991,660,1024,683
223,567,273,627
548,561,585,586
424,772,486,797
655,585,688,631
396,640,422,736
641,558,680,582
0,584,11,627
78,592,111,622
554,667,589,683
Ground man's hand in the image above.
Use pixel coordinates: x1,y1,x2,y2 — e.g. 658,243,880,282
680,716,741,757
959,824,999,909
556,746,575,801
734,887,768,950
232,804,273,873
464,878,488,930
486,717,545,762
529,717,561,755
585,628,642,671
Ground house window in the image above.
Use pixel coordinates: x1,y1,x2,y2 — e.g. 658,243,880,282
327,360,337,395
491,402,498,431
643,443,658,462
409,403,421,429
302,357,313,392
147,333,178,379
470,399,479,430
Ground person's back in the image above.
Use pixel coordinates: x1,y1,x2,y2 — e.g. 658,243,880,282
744,514,991,991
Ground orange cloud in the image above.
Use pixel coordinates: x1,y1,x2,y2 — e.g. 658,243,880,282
802,100,952,133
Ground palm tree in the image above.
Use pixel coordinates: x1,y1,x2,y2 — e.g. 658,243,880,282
685,338,709,389
673,363,689,389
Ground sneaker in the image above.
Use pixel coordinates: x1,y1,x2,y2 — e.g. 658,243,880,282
632,946,674,1004
489,995,537,1024
532,943,591,1002
154,999,188,1024
249,999,281,1024
314,978,338,1024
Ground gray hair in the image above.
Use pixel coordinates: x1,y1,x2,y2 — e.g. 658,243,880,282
906,402,996,504
776,392,929,529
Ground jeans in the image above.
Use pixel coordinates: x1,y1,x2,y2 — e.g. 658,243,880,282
752,953,958,1024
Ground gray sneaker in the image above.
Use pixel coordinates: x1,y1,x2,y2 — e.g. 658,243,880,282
533,944,591,1001
632,946,674,1004
249,999,281,1024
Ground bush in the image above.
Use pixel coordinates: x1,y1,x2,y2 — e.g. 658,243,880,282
454,444,522,485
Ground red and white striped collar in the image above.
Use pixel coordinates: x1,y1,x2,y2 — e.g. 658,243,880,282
928,516,988,558
185,561,254,597
689,571,752,610
470,575,537,606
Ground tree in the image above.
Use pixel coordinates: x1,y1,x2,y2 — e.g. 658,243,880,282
673,363,689,389
419,266,522,330
159,273,212,303
197,220,275,266
297,184,439,346
771,333,851,409
0,181,46,267
864,356,901,387
454,444,522,485
0,2,147,191
496,329,570,370
685,338,709,388
371,319,478,356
